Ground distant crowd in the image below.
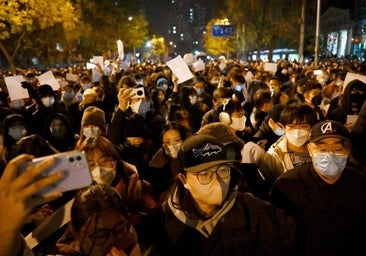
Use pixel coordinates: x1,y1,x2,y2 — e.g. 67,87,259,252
1,56,366,255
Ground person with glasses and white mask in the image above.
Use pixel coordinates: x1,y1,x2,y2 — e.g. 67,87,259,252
270,120,366,256
140,134,299,256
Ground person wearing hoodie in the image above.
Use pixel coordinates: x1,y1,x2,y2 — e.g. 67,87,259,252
140,134,299,256
327,79,366,130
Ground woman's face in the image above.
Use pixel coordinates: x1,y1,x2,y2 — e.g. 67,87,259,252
86,148,116,184
50,118,67,140
162,129,183,158
162,129,182,146
78,209,139,256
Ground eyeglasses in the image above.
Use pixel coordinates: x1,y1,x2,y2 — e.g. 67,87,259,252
88,220,130,246
88,157,116,170
194,164,231,185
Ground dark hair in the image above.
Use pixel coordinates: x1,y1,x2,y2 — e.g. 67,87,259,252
212,87,232,102
178,86,197,108
217,98,243,116
76,136,129,185
71,184,127,232
79,75,91,83
253,89,272,108
280,104,318,126
302,81,322,94
160,121,187,143
117,75,137,89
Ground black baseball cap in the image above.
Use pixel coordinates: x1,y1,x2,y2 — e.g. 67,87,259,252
309,120,351,143
178,134,236,173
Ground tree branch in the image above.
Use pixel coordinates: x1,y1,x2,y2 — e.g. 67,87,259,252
11,31,26,59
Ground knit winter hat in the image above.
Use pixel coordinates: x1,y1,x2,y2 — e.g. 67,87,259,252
197,122,244,150
82,88,98,104
81,106,106,132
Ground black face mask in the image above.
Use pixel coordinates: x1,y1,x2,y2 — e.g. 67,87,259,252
350,92,366,108
50,125,67,140
311,95,322,106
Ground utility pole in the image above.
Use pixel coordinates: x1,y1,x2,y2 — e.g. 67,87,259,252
314,0,321,68
242,24,246,62
298,0,306,66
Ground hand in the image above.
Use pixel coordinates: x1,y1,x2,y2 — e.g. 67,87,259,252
344,122,353,132
117,87,135,111
95,62,105,76
0,154,63,232
21,81,32,89
172,74,179,92
0,154,64,255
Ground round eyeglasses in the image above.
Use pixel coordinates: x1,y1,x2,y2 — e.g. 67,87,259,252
194,164,231,185
88,220,130,246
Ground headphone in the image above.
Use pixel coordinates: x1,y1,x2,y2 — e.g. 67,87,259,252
219,98,231,125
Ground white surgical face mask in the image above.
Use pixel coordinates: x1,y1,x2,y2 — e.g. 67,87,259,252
41,96,55,107
273,127,285,136
286,128,309,147
313,152,348,178
83,126,101,138
189,95,197,105
194,87,203,96
91,166,116,184
81,83,91,91
234,85,243,92
230,116,246,131
164,142,183,158
270,87,275,97
158,83,168,92
8,125,27,140
184,172,230,206
11,99,25,109
62,91,75,101
130,100,142,114
130,99,150,117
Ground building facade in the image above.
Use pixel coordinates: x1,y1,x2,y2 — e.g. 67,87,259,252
320,0,366,59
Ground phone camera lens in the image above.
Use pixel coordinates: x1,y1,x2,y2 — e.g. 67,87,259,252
137,90,143,96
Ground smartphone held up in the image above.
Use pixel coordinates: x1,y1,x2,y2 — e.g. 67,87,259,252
20,151,93,195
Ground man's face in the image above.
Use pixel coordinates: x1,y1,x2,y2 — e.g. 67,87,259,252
269,79,281,94
307,137,351,182
180,164,231,211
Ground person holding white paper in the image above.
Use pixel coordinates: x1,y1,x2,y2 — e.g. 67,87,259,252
327,79,366,131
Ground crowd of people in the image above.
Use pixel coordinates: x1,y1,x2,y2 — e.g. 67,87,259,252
1,56,366,255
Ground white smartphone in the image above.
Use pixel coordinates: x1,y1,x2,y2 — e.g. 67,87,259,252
20,151,93,195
